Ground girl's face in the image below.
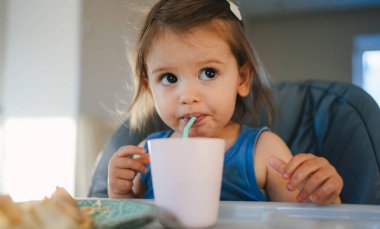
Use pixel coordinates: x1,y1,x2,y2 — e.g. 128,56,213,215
145,26,251,138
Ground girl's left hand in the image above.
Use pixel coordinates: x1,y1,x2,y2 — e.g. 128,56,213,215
268,153,343,204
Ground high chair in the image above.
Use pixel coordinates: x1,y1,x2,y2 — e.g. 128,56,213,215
88,80,380,204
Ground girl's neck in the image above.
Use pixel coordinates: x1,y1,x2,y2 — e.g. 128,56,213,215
218,122,241,150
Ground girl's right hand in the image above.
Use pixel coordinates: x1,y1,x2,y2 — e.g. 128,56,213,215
107,145,150,198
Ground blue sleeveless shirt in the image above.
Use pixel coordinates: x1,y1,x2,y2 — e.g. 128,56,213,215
140,125,268,201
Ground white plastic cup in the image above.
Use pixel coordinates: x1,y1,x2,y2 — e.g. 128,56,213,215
148,138,225,228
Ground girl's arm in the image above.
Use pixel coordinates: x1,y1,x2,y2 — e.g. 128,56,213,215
254,131,298,202
254,131,343,204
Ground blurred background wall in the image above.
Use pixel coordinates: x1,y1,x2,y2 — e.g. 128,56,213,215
0,0,81,199
247,8,380,82
0,0,5,110
1,0,380,199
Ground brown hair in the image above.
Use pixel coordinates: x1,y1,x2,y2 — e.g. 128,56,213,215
128,0,273,131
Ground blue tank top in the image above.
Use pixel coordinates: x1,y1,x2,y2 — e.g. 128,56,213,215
140,125,268,201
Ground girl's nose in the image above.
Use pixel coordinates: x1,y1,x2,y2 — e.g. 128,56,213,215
178,83,200,105
179,94,200,104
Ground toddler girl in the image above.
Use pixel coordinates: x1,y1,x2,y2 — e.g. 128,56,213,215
107,0,343,204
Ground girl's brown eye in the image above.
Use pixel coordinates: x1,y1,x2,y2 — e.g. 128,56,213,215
199,68,217,80
161,73,178,85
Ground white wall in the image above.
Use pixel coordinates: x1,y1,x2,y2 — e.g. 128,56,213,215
3,1,81,117
0,0,151,198
247,8,380,82
0,0,6,193
0,0,7,111
1,0,81,200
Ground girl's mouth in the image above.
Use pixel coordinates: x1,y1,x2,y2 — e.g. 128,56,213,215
182,114,205,125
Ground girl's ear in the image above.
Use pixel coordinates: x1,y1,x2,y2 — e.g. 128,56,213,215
237,63,253,97
143,78,152,95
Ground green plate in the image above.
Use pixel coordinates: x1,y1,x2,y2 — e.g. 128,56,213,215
77,199,159,229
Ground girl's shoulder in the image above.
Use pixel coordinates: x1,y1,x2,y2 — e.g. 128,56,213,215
251,127,293,174
254,129,293,165
241,125,269,136
238,125,269,145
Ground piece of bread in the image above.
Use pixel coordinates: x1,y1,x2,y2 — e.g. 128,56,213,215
0,187,94,229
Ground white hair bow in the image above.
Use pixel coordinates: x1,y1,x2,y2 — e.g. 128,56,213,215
227,0,242,20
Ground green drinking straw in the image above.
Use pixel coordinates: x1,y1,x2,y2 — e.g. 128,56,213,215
183,116,197,138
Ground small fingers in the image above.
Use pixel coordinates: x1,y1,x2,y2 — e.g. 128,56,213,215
312,190,341,204
112,156,147,173
285,153,317,178
113,168,136,180
268,156,288,176
308,175,343,204
296,169,331,202
108,178,134,196
287,157,329,191
115,145,146,157
268,154,319,182
294,162,343,204
110,145,148,172
135,154,150,165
